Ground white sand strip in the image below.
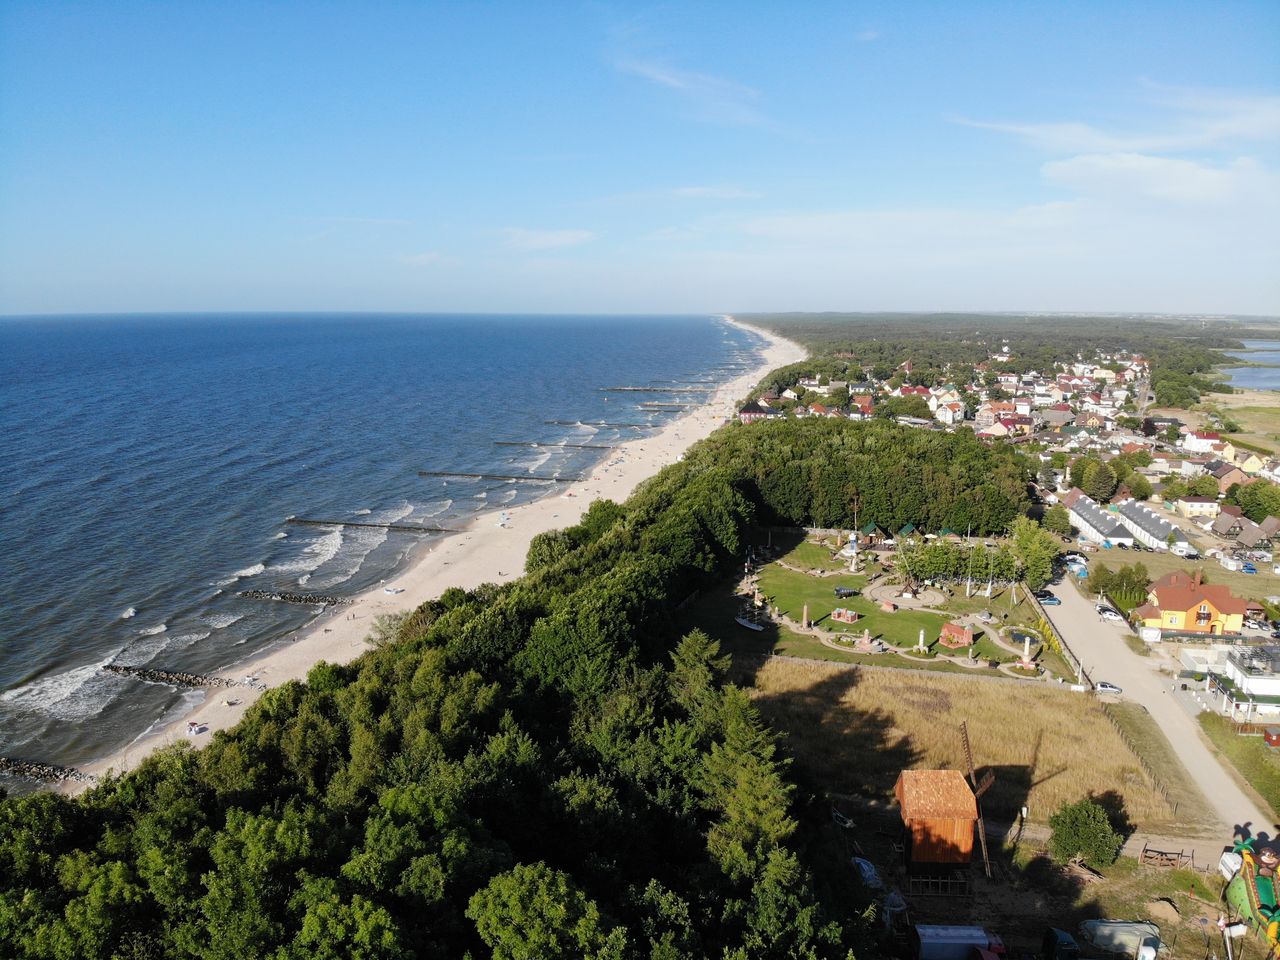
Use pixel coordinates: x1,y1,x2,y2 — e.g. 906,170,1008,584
67,318,805,789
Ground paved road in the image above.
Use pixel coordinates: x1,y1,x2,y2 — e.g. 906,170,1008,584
1042,579,1272,839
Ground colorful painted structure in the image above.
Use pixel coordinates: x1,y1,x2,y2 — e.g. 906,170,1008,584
1225,838,1280,951
938,623,975,649
831,607,860,624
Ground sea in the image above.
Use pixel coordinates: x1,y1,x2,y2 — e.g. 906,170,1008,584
0,313,765,791
1222,340,1280,391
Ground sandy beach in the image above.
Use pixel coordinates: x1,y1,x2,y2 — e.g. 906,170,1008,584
69,317,806,788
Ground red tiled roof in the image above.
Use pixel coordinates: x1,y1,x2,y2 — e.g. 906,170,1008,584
1149,570,1248,617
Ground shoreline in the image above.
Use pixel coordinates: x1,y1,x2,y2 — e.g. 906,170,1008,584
66,316,807,791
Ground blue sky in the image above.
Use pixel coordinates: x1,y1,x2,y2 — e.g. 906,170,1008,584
1,1,1277,315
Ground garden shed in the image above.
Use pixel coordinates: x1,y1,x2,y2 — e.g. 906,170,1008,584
894,769,977,867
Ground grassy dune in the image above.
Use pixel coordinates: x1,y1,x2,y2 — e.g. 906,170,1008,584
743,657,1177,829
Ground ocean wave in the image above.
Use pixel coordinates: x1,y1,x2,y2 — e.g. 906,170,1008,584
233,562,266,578
273,531,287,540
420,499,452,518
0,652,127,721
201,612,244,629
168,631,210,649
354,508,372,516
137,623,168,636
120,606,137,619
270,528,343,575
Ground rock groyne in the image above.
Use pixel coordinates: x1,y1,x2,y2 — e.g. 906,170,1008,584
0,756,95,785
102,664,256,690
238,589,349,606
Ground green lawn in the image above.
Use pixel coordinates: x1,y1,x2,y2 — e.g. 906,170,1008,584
757,564,948,647
1199,712,1280,819
777,540,853,572
937,587,1039,628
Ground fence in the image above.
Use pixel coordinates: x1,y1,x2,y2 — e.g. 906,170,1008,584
1100,702,1179,818
1025,593,1088,685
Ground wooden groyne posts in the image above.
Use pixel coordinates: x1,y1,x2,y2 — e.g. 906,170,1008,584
493,441,616,450
639,401,697,409
238,589,349,605
544,420,654,427
601,386,706,393
418,470,582,484
0,756,95,785
286,518,456,533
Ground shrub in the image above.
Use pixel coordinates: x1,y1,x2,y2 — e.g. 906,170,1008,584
1048,797,1123,867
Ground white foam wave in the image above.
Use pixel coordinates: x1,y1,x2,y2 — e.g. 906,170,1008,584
234,562,265,578
304,522,389,591
0,652,127,721
120,606,137,619
270,528,343,574
354,508,372,516
168,631,210,649
138,623,168,636
421,499,452,517
273,531,287,540
202,612,244,629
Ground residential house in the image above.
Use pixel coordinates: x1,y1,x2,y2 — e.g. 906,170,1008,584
1174,496,1221,521
737,401,775,424
935,401,965,426
1237,451,1267,475
1211,462,1250,495
1181,430,1222,454
975,401,1015,429
1040,405,1075,428
1212,511,1246,539
1132,570,1246,637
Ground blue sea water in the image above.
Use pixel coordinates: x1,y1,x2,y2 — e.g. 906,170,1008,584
1223,339,1280,391
0,313,764,784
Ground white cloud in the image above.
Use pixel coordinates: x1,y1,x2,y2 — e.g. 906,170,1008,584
1042,153,1274,206
616,59,765,126
500,228,596,251
959,90,1280,153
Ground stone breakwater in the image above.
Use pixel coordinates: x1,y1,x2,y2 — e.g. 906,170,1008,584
102,664,262,690
238,589,350,606
0,756,95,785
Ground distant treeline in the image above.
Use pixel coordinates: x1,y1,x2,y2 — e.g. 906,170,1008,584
740,312,1259,408
0,417,1025,960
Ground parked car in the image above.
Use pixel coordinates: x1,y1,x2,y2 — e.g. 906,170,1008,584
1245,619,1268,631
834,586,858,598
1063,553,1089,565
1243,563,1259,575
1095,681,1123,695
1115,542,1130,550
1039,595,1062,606
1096,606,1125,622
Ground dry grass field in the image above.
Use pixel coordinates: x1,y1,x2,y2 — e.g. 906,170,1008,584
743,657,1177,829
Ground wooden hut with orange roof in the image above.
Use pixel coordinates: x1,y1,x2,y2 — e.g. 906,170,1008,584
894,769,978,871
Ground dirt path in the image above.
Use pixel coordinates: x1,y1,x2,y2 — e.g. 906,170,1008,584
1040,579,1272,837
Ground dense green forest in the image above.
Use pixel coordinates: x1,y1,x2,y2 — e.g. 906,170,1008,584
0,419,1029,959
740,313,1251,408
